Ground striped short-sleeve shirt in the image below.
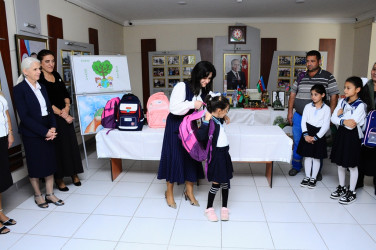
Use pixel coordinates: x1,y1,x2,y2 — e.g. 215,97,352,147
291,68,339,115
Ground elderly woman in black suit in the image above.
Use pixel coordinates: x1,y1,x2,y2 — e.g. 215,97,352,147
13,57,64,208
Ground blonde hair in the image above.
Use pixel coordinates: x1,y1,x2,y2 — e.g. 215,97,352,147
16,57,40,84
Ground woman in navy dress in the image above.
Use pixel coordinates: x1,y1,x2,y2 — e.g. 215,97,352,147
158,61,216,208
13,57,64,208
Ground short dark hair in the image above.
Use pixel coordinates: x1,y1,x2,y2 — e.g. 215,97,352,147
310,84,327,102
204,94,230,113
37,49,54,61
189,61,216,96
306,50,321,61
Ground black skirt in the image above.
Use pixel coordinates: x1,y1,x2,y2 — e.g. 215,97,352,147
158,112,204,184
359,145,376,176
330,126,361,168
206,146,233,186
53,115,83,179
0,135,13,192
297,123,327,159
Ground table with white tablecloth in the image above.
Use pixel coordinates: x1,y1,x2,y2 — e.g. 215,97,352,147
96,124,292,187
227,107,288,126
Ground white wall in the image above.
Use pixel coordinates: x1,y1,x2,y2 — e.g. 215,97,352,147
353,19,372,78
368,22,376,77
123,22,355,101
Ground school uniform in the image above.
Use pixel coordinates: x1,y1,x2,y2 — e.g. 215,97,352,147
158,82,207,184
196,116,233,185
13,80,57,178
0,95,13,192
330,98,367,168
297,102,331,159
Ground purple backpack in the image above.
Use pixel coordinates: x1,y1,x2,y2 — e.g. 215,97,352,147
101,97,120,129
179,109,215,163
362,110,376,148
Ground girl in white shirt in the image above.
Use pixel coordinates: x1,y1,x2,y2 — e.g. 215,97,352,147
330,76,371,204
297,84,331,188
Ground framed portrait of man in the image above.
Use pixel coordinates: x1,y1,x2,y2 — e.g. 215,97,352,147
223,53,250,91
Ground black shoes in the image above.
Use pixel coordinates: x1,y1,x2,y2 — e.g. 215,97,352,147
300,177,310,187
72,175,82,186
339,190,357,205
34,194,49,208
308,178,317,189
45,193,64,206
330,185,348,199
288,168,299,176
316,172,322,181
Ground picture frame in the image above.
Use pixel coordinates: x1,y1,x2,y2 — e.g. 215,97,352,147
152,56,165,66
294,56,306,66
277,79,291,90
72,51,81,55
15,34,48,74
182,66,194,76
294,67,306,77
223,53,250,90
153,67,165,77
62,67,72,82
182,55,195,65
153,78,165,88
228,26,247,44
167,55,180,65
272,91,285,110
278,67,291,78
168,67,180,76
82,51,91,55
61,50,71,65
278,56,291,66
168,78,180,88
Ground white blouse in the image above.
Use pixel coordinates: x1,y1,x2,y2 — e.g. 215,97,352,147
26,79,48,116
331,98,367,138
301,102,331,139
169,82,202,115
0,95,9,137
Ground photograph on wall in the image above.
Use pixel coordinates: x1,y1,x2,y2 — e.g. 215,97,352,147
153,67,165,77
182,55,195,65
277,79,291,91
168,67,180,76
62,67,72,82
294,56,306,66
71,55,131,94
223,53,250,90
76,93,125,135
15,35,48,74
61,50,71,65
167,55,180,65
182,66,193,76
294,67,306,77
278,56,291,66
168,78,180,88
278,67,291,77
152,56,165,66
153,78,165,88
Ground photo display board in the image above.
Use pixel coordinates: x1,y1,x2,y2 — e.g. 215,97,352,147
71,55,131,94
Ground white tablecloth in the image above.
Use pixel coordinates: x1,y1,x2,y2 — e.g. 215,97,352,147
96,124,292,163
227,107,288,126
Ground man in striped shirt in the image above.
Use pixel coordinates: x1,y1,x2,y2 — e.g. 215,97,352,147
287,50,339,177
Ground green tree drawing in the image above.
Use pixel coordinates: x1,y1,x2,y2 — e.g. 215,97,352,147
92,60,113,79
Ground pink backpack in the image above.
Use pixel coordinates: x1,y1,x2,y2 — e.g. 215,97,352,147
101,97,120,129
179,109,215,163
147,92,170,128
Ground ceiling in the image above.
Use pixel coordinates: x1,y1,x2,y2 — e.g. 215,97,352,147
66,0,376,26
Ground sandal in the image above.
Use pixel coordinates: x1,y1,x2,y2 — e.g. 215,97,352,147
45,193,64,206
0,225,10,235
34,194,49,208
0,209,16,226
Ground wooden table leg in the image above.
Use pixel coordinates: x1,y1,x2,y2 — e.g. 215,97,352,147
110,158,122,181
265,161,273,188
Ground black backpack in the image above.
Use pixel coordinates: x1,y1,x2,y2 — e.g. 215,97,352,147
117,93,144,131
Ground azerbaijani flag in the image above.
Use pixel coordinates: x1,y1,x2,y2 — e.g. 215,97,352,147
241,55,248,88
257,76,266,93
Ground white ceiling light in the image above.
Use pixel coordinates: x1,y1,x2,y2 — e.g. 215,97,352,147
177,1,187,5
236,0,243,3
296,0,305,3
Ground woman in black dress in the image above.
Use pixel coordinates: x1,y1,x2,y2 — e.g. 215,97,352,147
37,50,83,191
14,57,64,208
0,92,16,234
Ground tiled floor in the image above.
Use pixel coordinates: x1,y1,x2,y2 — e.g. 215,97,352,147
2,149,376,249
